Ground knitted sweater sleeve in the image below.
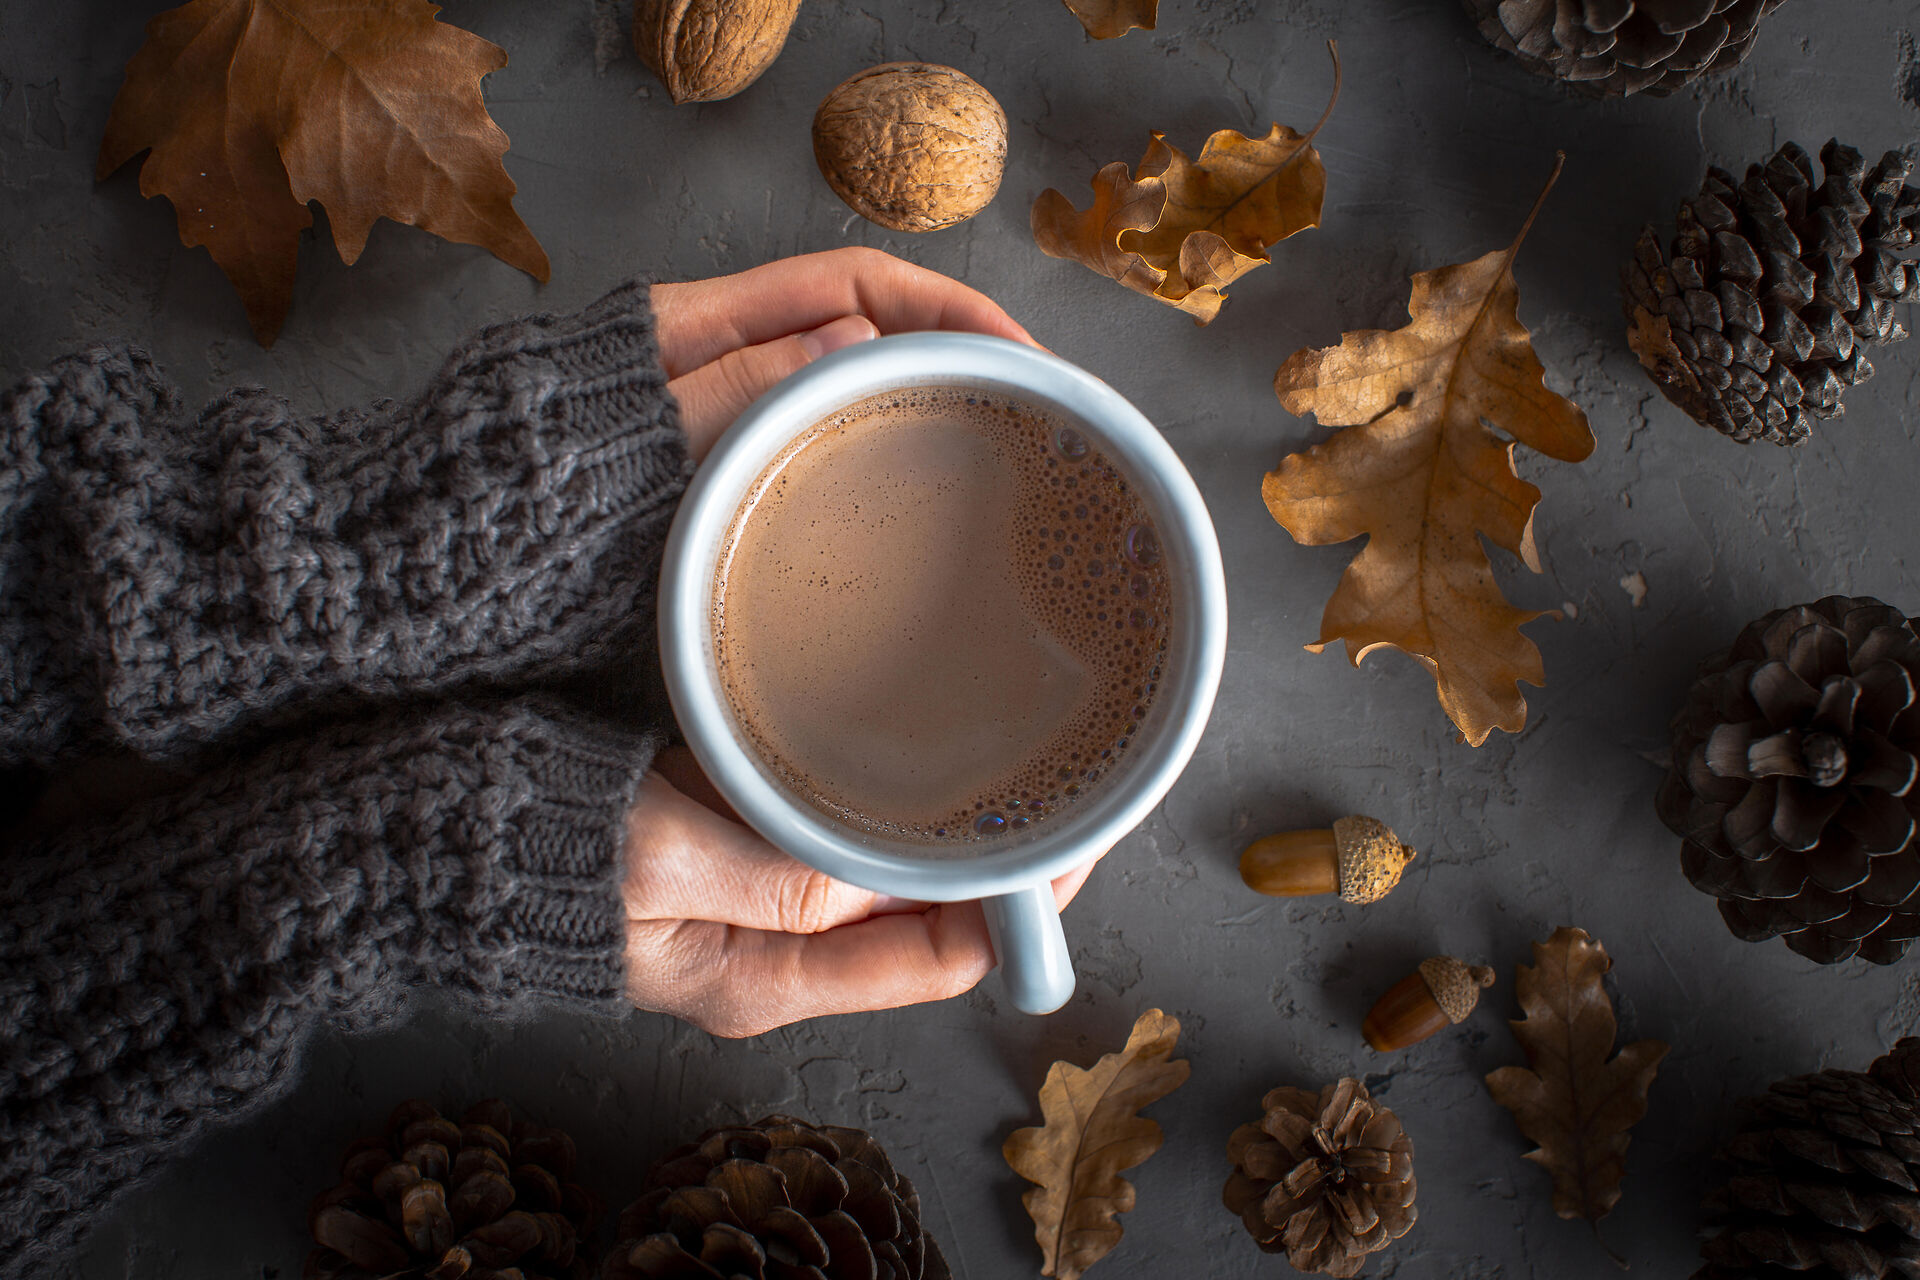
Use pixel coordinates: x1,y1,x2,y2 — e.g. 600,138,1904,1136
0,281,690,767
0,696,652,1277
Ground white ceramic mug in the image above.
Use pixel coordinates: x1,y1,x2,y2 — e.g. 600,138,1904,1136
657,333,1227,1014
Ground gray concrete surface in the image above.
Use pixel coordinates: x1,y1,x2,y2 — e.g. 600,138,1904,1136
7,0,1920,1275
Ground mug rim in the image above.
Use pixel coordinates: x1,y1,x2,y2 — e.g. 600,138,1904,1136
657,332,1227,901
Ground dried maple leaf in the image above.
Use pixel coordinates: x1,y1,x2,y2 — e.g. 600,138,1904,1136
1003,1009,1190,1280
1061,0,1158,38
98,0,549,346
1485,927,1668,1261
1032,43,1338,324
1264,155,1595,745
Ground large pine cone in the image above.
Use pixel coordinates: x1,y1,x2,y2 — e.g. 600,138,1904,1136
1696,1039,1920,1279
306,1098,599,1280
1658,596,1920,964
1625,140,1920,446
603,1115,950,1280
1463,0,1787,98
1222,1078,1417,1278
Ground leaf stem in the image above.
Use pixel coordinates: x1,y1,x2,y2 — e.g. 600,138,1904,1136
1507,151,1567,260
1303,40,1342,147
1592,1219,1629,1271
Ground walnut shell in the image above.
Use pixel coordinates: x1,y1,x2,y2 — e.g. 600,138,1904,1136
812,62,1007,233
632,0,801,105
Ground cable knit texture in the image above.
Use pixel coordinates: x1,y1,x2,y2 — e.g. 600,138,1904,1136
0,278,687,766
0,281,690,1276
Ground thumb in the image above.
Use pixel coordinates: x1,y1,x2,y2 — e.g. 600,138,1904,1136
669,314,879,460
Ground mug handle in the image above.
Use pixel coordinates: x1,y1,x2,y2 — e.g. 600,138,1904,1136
984,885,1076,1015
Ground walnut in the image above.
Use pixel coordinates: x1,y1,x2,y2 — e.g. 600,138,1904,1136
812,63,1008,233
632,0,801,105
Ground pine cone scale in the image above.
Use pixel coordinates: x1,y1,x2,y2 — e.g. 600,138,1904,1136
313,1204,411,1272
1777,778,1851,850
1280,1158,1326,1205
1238,1134,1296,1183
1842,788,1914,850
774,1147,853,1212
1861,850,1920,906
709,1159,791,1229
1658,0,1723,31
1669,18,1732,70
1721,777,1776,850
1802,835,1870,893
404,1180,457,1255
1857,661,1917,724
812,1210,874,1270
1614,19,1685,66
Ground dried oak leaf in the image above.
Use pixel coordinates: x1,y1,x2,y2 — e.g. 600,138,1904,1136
1485,927,1668,1257
1060,0,1159,39
1264,155,1594,746
98,0,549,346
1032,43,1338,324
1003,1009,1191,1280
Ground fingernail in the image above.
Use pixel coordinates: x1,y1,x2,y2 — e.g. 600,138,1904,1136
798,315,879,361
868,894,927,916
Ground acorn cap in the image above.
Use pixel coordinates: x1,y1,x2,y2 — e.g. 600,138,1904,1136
1417,956,1496,1024
1331,815,1418,904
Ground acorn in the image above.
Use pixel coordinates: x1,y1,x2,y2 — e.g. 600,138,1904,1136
1362,956,1496,1052
1239,815,1417,904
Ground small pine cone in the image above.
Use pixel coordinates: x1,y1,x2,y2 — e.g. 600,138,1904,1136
1657,595,1920,964
604,1115,951,1280
1222,1078,1417,1278
1695,1041,1920,1279
306,1098,600,1280
1463,0,1788,98
1625,139,1920,446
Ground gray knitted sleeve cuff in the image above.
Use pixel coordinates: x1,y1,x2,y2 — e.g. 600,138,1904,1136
436,276,687,507
478,711,659,1010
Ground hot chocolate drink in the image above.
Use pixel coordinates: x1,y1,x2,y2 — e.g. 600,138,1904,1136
712,386,1170,845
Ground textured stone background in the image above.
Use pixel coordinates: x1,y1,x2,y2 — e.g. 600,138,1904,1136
7,0,1920,1276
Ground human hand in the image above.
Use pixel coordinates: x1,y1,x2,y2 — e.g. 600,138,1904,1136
649,246,1038,460
622,747,1096,1038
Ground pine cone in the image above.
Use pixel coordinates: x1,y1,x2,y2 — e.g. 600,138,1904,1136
1695,1039,1920,1279
306,1098,599,1280
1463,0,1787,98
1625,140,1920,446
603,1115,951,1280
1658,595,1920,964
1222,1078,1416,1278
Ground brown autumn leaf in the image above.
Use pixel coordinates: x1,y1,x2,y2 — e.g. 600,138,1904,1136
98,0,549,346
1264,155,1595,746
1003,1009,1191,1280
1485,927,1668,1260
1032,43,1338,324
1060,0,1158,38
